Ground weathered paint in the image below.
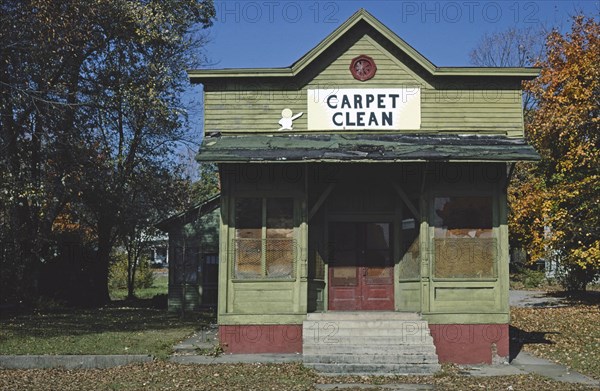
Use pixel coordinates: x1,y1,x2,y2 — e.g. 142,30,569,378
189,9,539,364
429,324,509,364
196,134,540,163
194,11,537,138
202,51,526,136
214,164,514,353
216,163,512,327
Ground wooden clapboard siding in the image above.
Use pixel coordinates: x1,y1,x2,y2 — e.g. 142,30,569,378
165,201,220,312
168,285,201,312
203,35,525,136
309,36,423,86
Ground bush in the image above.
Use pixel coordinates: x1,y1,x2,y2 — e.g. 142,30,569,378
109,252,154,291
522,268,546,288
556,264,599,291
511,265,546,288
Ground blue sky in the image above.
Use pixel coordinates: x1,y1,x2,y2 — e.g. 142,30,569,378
180,1,599,177
201,1,599,68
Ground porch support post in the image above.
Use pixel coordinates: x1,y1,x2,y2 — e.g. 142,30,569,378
420,162,428,194
308,183,335,220
418,163,431,314
419,194,430,314
503,162,515,192
392,182,419,219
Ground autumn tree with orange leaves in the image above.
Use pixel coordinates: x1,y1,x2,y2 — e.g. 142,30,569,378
509,15,600,290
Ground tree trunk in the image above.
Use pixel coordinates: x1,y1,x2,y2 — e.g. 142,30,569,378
89,216,112,306
127,249,137,300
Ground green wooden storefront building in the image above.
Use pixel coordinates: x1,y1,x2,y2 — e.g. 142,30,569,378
189,10,539,368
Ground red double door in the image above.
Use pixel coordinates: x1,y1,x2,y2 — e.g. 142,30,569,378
328,222,394,311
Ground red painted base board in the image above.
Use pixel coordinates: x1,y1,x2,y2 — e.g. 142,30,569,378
429,324,509,364
219,325,303,354
219,323,509,364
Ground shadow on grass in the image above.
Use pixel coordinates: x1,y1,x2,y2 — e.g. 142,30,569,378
545,290,600,306
0,295,216,340
107,294,169,310
509,325,558,362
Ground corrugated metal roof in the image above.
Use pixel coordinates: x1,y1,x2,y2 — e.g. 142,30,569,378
197,134,540,163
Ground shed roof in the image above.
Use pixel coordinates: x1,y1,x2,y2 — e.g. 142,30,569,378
155,194,220,231
197,134,540,163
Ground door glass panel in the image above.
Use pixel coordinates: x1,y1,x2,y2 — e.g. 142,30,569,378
364,223,393,285
330,223,358,286
331,247,358,286
366,223,390,250
330,223,357,251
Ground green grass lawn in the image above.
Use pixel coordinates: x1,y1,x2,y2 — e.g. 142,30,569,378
109,272,169,301
0,271,212,359
0,305,212,359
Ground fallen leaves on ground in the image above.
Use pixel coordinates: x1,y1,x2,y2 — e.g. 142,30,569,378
511,304,600,379
0,362,596,391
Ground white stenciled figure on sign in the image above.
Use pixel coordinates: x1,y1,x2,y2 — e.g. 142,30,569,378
278,108,303,131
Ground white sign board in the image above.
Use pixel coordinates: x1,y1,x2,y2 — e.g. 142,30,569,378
307,88,421,130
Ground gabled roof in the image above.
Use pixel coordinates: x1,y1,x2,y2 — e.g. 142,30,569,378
188,9,540,82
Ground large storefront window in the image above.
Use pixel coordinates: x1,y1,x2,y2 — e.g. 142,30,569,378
234,197,295,279
433,196,496,279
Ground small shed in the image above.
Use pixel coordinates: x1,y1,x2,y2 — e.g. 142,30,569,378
156,195,220,312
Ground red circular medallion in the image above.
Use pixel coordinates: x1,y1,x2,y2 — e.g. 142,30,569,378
350,55,377,81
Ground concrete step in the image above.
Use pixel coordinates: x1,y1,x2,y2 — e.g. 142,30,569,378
302,326,432,338
303,335,435,345
306,312,421,321
303,319,431,330
304,354,439,365
172,327,219,355
303,344,437,356
302,312,439,375
305,362,442,375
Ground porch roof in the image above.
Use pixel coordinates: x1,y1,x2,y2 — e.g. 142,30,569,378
196,134,540,163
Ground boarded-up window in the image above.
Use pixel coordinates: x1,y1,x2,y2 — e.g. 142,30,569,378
234,198,262,278
433,196,496,278
233,197,295,279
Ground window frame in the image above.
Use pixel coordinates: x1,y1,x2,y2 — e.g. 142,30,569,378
231,196,297,281
430,192,499,282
